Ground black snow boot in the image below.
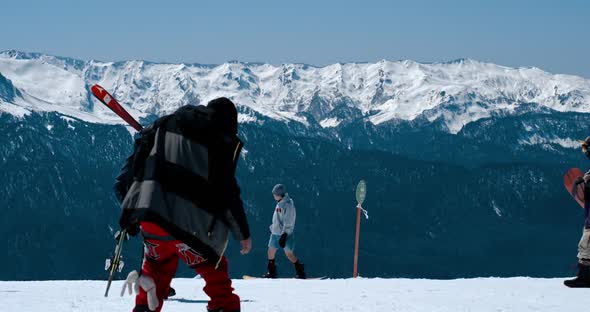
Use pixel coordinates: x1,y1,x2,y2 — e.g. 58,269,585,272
564,262,590,288
263,259,277,278
294,261,306,279
165,286,176,299
133,305,151,312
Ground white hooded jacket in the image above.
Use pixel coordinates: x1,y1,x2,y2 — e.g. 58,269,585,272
269,194,296,235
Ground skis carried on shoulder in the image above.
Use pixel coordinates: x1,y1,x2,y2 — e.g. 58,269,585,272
90,85,140,296
90,85,143,296
104,230,127,297
90,84,143,131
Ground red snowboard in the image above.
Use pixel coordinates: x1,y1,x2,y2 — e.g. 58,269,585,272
564,168,586,208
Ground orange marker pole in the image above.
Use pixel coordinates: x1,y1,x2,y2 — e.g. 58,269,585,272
353,205,361,278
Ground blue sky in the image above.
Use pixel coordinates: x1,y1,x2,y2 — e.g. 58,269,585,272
1,0,588,77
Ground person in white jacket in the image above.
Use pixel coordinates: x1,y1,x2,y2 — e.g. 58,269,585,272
264,184,307,279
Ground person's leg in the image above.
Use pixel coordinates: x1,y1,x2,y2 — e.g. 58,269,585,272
284,250,298,263
135,223,179,312
282,233,295,259
134,243,179,312
268,247,278,260
267,234,280,260
565,228,590,287
265,235,280,278
577,228,590,262
195,257,240,312
283,234,306,279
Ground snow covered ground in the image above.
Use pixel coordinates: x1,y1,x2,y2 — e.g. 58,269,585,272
0,277,582,312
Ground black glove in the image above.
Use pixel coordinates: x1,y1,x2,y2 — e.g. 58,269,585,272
119,210,140,237
279,233,288,248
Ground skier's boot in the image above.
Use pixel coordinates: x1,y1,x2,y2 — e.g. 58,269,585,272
165,286,176,299
133,305,151,312
263,259,277,278
294,261,306,279
564,262,590,288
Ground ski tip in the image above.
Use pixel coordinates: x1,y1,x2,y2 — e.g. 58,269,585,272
90,84,104,94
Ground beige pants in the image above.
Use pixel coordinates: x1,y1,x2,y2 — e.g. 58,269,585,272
577,229,590,264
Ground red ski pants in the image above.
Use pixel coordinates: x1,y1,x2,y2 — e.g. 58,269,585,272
134,222,240,312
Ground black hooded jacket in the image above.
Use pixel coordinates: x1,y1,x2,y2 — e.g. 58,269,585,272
114,103,250,265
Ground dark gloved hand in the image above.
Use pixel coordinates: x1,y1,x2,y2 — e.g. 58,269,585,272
279,233,288,248
119,210,140,237
122,222,140,237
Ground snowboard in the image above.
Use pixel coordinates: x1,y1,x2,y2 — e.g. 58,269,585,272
242,275,326,280
564,168,586,208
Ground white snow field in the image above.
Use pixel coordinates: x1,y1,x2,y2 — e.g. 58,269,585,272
0,277,583,312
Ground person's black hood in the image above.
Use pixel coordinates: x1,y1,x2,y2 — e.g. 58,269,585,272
207,97,238,136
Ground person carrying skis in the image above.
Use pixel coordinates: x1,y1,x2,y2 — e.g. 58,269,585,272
264,184,306,279
114,98,252,312
564,136,590,288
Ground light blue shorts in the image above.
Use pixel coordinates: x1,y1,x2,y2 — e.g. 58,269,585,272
268,233,295,252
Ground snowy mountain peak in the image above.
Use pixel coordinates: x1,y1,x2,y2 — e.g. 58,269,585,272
0,49,44,60
1,50,589,133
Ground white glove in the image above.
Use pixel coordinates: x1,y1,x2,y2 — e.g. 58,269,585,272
121,270,159,311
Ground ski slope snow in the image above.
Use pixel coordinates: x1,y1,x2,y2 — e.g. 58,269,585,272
0,277,582,312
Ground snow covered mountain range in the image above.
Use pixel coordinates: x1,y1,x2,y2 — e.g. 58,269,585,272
1,49,589,133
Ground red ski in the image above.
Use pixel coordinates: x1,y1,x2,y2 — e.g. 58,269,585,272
564,168,586,209
90,84,143,131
